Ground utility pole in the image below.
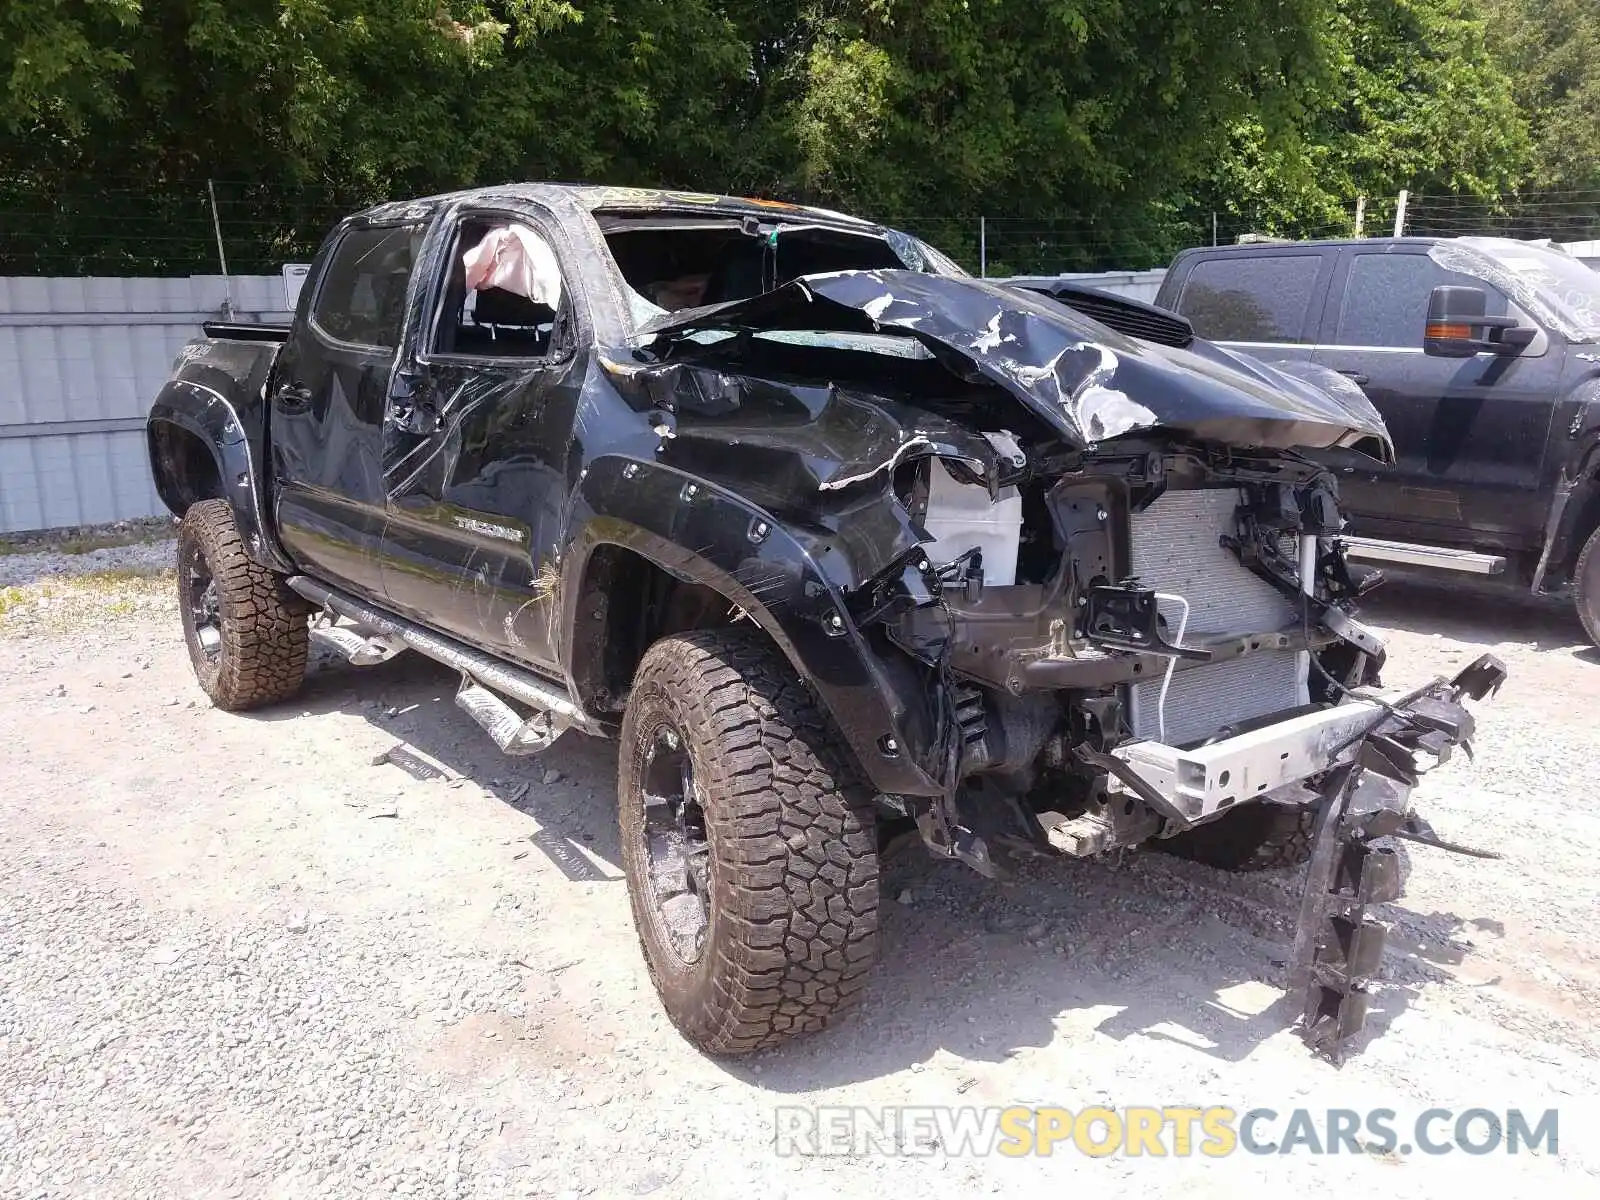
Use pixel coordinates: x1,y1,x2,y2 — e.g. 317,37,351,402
1354,196,1366,239
979,216,987,278
1212,212,1218,247
1393,190,1409,238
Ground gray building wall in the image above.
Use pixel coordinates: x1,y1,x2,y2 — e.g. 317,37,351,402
0,275,293,534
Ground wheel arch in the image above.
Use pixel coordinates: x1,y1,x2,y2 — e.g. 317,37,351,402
560,458,943,798
147,379,293,573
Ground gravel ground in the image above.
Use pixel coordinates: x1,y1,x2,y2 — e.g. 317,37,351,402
1,553,1597,1198
0,539,176,589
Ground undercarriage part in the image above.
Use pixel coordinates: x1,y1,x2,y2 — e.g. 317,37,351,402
286,576,600,744
1289,654,1507,1061
1036,801,1162,857
1159,798,1318,871
913,801,1002,878
308,620,407,667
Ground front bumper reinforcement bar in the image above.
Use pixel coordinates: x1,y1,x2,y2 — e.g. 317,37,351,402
1108,654,1506,1060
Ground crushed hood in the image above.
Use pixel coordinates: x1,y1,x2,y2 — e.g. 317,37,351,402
637,269,1394,462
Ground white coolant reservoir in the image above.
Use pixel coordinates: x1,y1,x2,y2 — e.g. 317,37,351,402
921,460,1024,585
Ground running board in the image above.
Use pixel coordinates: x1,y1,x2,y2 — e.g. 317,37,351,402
309,622,406,667
1342,537,1507,576
286,576,601,749
455,682,564,754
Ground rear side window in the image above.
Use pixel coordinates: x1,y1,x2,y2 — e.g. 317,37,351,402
1336,253,1505,348
311,224,422,350
1176,254,1324,343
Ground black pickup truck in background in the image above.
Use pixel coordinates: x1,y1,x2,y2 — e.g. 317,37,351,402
1154,237,1600,646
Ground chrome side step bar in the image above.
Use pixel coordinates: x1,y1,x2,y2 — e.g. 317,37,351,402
287,576,601,746
1342,536,1507,576
454,682,565,755
308,621,406,667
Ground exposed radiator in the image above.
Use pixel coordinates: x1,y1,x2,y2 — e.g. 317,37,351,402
1125,488,1307,746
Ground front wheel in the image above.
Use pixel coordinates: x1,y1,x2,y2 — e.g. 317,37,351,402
177,499,309,711
1574,523,1600,649
618,628,880,1055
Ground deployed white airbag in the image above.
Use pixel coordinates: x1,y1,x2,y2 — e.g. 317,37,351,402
463,224,563,307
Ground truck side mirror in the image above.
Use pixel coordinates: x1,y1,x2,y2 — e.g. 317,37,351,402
1424,285,1531,358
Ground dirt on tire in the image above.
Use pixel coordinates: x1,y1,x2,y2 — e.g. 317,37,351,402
177,499,309,711
617,627,880,1055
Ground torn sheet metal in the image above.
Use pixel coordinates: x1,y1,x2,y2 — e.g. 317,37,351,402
636,269,1395,459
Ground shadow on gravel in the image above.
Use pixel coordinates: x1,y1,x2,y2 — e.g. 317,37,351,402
741,849,1481,1089
1359,575,1589,653
243,638,1489,1085
246,647,625,877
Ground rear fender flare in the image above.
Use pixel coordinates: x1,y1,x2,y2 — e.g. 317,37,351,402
561,456,943,797
147,379,293,572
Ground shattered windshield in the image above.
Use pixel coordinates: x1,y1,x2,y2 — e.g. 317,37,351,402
598,210,964,331
1449,238,1600,343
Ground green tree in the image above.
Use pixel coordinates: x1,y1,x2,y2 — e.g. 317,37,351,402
1483,0,1600,192
1200,0,1532,239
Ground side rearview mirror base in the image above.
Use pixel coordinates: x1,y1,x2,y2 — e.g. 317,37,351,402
1423,284,1532,358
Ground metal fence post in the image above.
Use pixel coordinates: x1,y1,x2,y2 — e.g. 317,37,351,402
979,216,987,278
208,179,235,318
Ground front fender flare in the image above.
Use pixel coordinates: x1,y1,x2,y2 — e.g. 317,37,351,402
562,456,942,797
147,378,293,573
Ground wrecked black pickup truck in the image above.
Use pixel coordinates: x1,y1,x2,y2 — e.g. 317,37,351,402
147,184,1504,1059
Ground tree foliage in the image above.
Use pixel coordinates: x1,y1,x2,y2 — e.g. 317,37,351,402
1483,0,1600,192
1201,0,1531,237
0,0,1581,273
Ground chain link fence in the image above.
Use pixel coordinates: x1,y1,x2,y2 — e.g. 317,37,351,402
4,178,1598,281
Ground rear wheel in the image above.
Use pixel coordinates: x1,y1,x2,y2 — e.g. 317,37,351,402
1574,523,1600,649
1159,803,1316,872
618,628,879,1055
177,499,308,711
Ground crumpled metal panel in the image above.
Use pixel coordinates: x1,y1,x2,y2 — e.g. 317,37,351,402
636,268,1395,458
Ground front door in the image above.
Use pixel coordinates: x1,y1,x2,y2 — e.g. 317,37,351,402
271,221,424,600
1314,248,1562,550
379,213,585,670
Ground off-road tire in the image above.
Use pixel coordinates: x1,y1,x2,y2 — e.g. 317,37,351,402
1160,803,1316,872
177,499,308,711
1574,523,1600,650
618,628,880,1055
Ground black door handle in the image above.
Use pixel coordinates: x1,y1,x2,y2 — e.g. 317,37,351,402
1336,369,1370,385
275,382,313,411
